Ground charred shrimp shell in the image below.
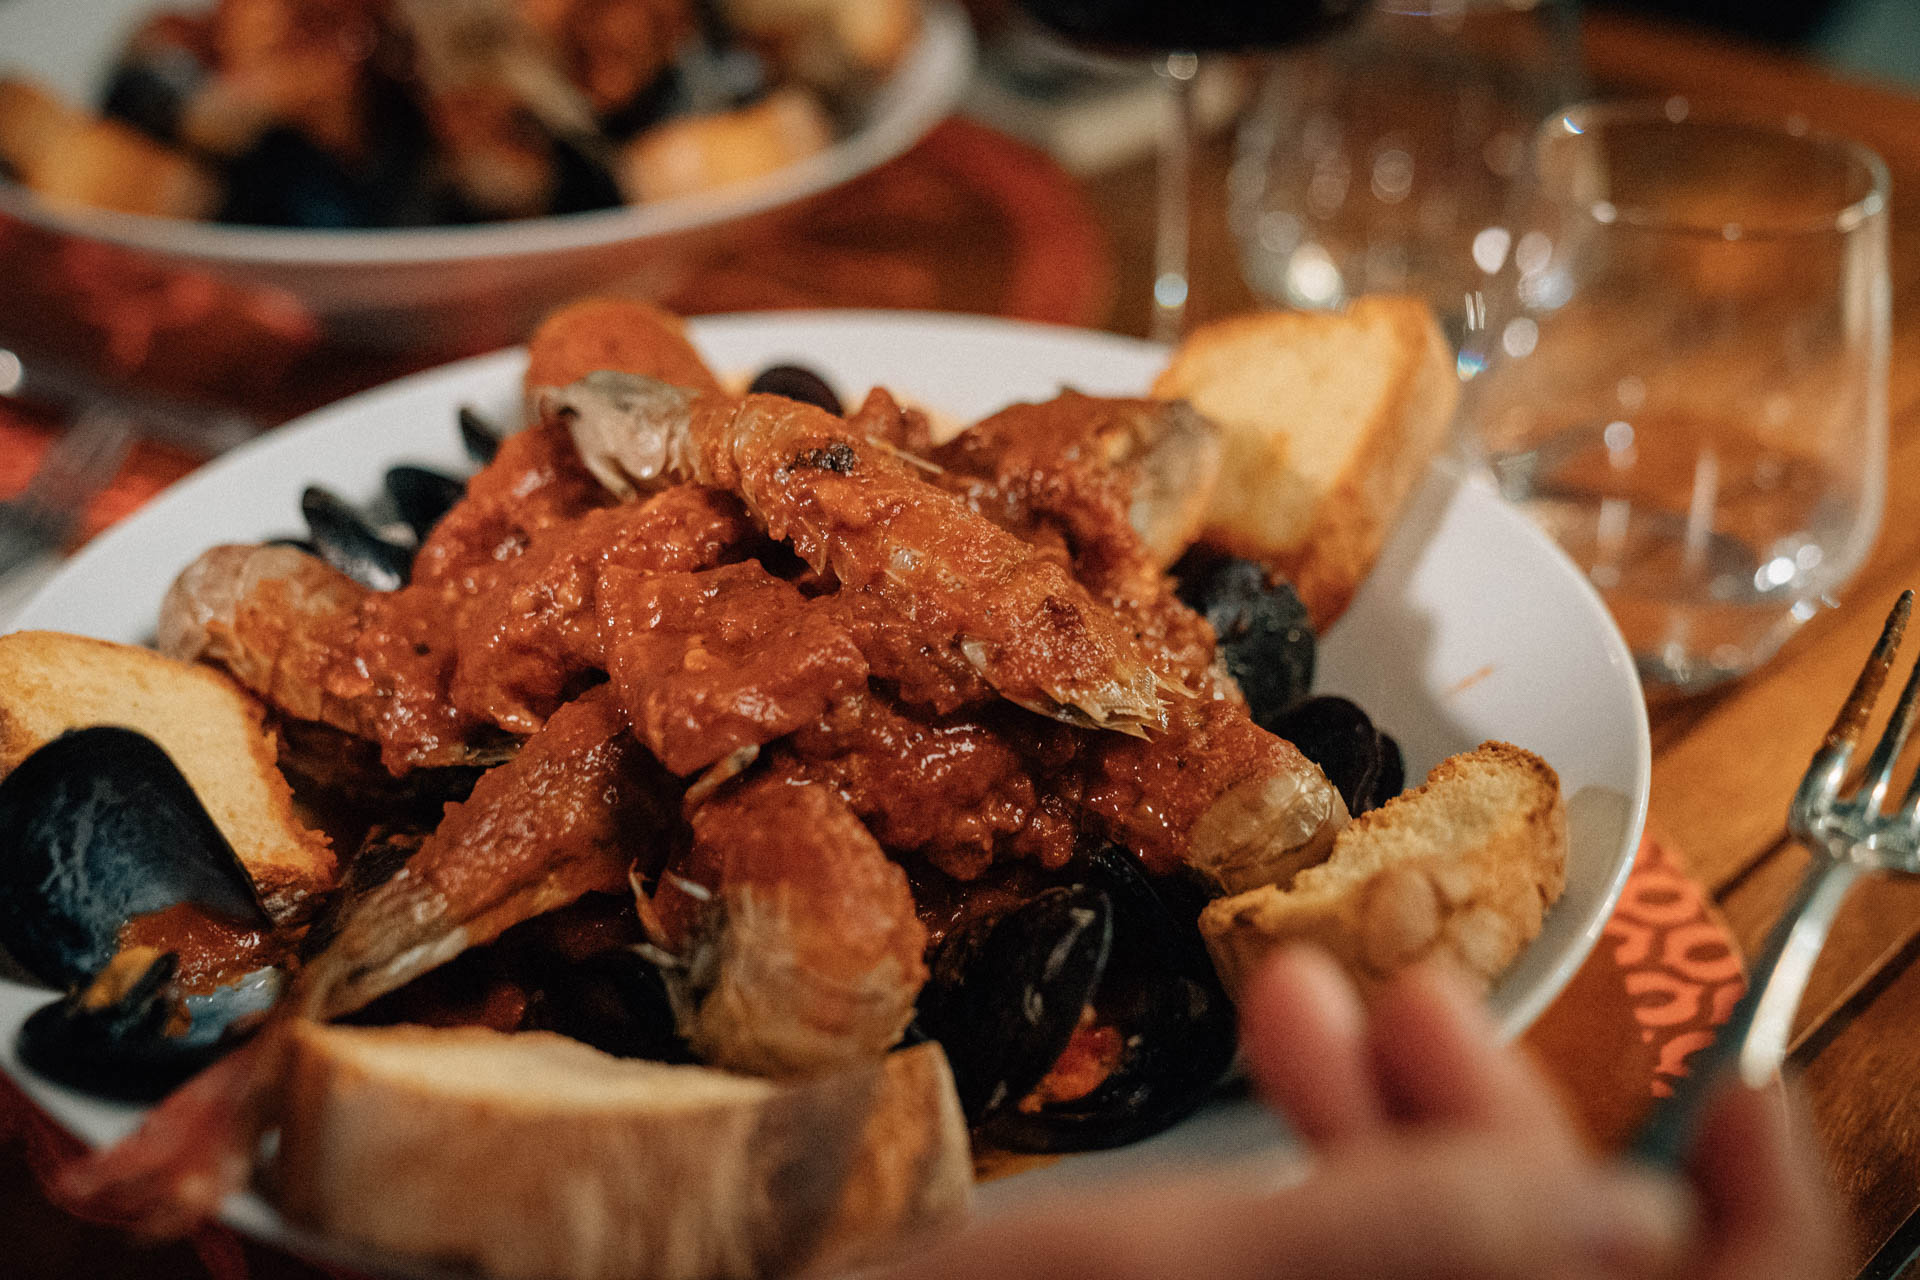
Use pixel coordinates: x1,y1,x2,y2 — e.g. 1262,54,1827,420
0,728,284,1100
1268,695,1406,816
918,849,1236,1152
1173,553,1314,725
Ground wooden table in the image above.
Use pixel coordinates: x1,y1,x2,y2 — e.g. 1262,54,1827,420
3,12,1916,1279
1081,15,1920,1277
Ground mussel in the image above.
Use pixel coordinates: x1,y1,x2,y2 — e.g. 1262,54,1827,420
459,406,507,464
1173,553,1314,726
0,728,286,1101
301,485,415,591
747,364,844,416
385,465,467,544
916,847,1237,1152
1267,695,1405,816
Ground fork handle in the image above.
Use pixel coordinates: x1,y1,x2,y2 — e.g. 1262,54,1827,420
1628,852,1863,1168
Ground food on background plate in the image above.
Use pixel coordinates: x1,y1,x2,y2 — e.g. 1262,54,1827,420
0,0,917,224
0,296,1566,1279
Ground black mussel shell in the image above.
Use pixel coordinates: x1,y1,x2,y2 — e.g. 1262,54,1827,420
550,135,625,216
979,849,1237,1153
523,948,694,1063
0,728,267,990
916,885,1113,1122
1374,732,1405,808
101,45,207,144
301,485,414,591
19,953,281,1102
218,128,370,229
748,364,844,416
459,406,506,463
1173,553,1314,725
385,465,466,543
1268,695,1399,815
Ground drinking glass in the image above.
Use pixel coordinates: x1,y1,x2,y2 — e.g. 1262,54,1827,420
1011,0,1369,341
1462,101,1890,693
1231,0,1582,345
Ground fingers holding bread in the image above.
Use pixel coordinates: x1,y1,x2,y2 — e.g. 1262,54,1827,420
1200,743,1568,999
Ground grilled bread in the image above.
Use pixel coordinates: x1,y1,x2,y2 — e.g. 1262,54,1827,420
1199,742,1566,995
0,630,335,922
272,1024,972,1280
1152,296,1458,629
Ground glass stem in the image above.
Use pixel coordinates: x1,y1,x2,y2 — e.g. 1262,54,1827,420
1152,52,1200,344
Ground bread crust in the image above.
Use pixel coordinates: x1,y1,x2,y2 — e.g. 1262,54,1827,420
0,630,335,922
1199,741,1566,996
1152,296,1458,628
271,1025,973,1280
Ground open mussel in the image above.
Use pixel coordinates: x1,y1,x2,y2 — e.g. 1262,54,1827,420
917,848,1236,1152
0,728,286,1100
916,885,1113,1122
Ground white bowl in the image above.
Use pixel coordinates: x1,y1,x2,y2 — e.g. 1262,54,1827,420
0,0,973,369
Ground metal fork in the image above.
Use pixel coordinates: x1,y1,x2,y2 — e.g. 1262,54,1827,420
0,408,136,580
1632,589,1920,1166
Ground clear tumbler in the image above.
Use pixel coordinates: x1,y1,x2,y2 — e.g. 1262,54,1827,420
1461,101,1890,694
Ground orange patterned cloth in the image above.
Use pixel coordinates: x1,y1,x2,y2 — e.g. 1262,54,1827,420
0,117,1738,1277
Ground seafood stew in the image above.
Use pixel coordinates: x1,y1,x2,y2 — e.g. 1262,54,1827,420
0,311,1650,1256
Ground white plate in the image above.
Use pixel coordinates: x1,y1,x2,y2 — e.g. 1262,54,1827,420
0,311,1650,1251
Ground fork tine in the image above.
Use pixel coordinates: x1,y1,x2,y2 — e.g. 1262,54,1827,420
1860,626,1920,814
1796,591,1914,820
1823,591,1913,755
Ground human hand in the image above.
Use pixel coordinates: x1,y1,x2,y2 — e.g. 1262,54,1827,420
880,945,1839,1280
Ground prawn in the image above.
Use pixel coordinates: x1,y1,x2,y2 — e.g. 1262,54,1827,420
539,373,1169,734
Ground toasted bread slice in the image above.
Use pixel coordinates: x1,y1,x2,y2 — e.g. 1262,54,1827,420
524,297,724,402
0,631,335,923
621,89,833,204
273,1025,972,1280
1199,742,1565,995
1151,297,1458,628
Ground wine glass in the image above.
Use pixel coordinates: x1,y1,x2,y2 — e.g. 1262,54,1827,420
1230,0,1582,348
1011,0,1370,342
